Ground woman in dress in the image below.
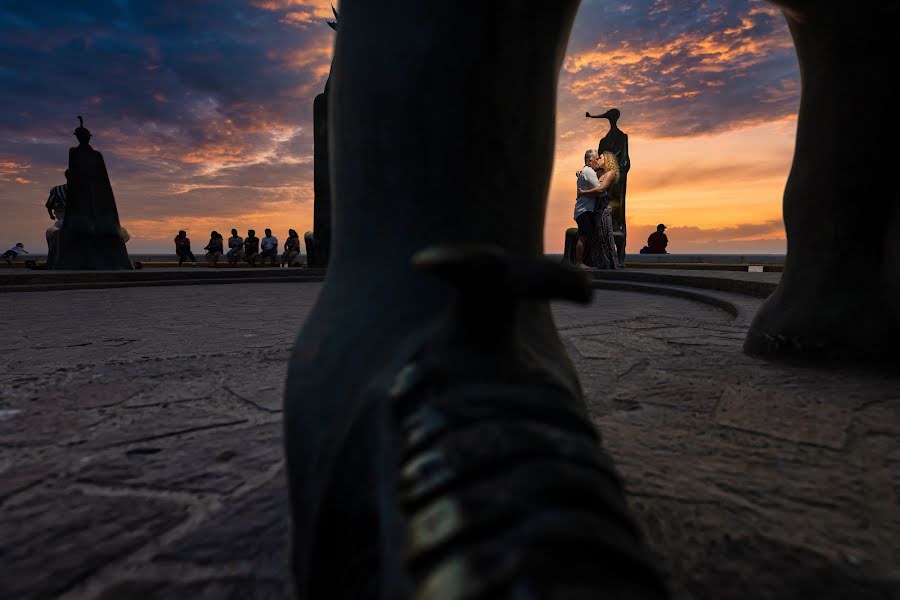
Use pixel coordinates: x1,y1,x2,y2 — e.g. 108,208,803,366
583,151,620,269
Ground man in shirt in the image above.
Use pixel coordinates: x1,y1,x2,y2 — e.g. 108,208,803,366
244,229,260,266
227,228,244,266
2,243,28,266
259,228,279,266
641,224,668,254
573,149,602,269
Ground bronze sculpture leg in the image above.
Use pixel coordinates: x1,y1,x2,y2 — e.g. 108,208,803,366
284,1,665,597
745,3,899,361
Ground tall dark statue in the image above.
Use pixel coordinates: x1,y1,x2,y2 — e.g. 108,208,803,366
48,117,132,270
284,2,666,598
745,2,899,361
586,108,629,266
304,8,339,268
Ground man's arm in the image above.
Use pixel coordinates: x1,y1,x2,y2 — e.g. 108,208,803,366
579,171,616,195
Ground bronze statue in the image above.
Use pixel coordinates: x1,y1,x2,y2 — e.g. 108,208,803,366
284,0,897,597
586,108,630,266
284,2,666,598
48,117,132,270
304,6,339,268
744,2,899,361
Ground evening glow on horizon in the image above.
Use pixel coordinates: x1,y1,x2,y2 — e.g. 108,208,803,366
0,0,799,254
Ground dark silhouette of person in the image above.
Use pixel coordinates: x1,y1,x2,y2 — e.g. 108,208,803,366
49,117,132,270
174,230,196,266
227,228,244,265
641,224,668,254
244,229,260,266
586,108,630,265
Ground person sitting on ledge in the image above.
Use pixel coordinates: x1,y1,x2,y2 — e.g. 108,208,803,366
226,228,243,266
174,230,197,266
2,243,28,266
640,223,668,254
204,231,224,267
259,228,279,266
244,229,260,266
281,229,301,268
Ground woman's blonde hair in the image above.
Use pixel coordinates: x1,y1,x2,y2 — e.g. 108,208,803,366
600,151,619,181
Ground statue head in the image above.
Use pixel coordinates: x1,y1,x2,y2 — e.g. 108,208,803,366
74,116,92,145
598,108,621,124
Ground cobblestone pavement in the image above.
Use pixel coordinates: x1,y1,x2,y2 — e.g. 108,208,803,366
1,283,897,599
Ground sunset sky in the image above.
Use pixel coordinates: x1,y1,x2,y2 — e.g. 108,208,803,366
0,0,800,254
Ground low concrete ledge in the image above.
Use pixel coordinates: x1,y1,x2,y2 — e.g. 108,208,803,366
594,269,778,299
0,267,326,291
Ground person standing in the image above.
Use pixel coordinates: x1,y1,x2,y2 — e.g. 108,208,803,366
573,149,602,270
588,151,620,269
174,230,196,266
244,229,260,266
259,228,279,266
227,228,243,266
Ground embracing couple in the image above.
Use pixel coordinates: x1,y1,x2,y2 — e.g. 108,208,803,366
574,149,619,270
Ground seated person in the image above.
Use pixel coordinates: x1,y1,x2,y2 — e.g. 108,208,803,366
259,228,279,266
226,229,243,265
204,231,224,266
244,229,260,266
174,230,197,266
640,223,668,254
281,229,301,267
2,243,28,266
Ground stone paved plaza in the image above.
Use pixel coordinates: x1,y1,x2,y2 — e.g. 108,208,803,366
1,281,898,599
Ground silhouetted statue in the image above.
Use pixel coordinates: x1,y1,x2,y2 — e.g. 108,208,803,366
283,2,898,598
284,3,667,599
586,108,630,266
304,7,339,268
48,117,132,270
745,2,899,362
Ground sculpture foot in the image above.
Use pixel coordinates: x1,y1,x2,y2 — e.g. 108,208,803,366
744,288,900,364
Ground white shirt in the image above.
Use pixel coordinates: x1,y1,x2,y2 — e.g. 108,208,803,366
574,165,600,220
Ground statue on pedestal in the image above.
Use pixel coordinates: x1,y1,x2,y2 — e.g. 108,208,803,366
48,117,132,270
586,108,630,266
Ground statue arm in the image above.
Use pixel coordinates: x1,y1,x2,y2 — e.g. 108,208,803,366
620,135,630,173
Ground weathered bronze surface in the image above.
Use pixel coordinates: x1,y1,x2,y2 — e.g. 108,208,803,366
745,3,899,361
284,1,898,597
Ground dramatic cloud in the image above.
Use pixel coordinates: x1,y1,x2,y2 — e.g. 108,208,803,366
0,1,799,254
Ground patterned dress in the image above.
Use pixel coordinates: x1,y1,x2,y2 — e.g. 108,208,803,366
586,191,619,269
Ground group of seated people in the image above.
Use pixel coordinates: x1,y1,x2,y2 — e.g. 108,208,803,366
174,228,303,267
